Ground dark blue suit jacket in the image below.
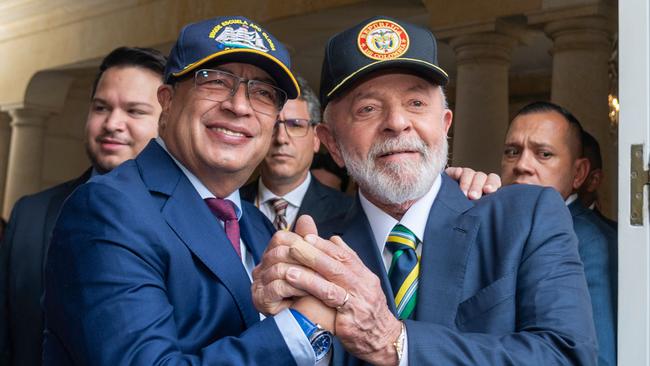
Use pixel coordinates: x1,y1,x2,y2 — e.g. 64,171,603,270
0,169,90,366
570,201,617,366
43,141,296,365
240,176,352,230
323,176,597,365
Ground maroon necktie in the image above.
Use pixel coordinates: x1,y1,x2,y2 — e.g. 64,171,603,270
205,198,241,258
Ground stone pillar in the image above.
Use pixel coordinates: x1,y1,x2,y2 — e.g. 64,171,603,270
2,107,51,218
0,112,11,217
449,32,517,173
544,16,616,216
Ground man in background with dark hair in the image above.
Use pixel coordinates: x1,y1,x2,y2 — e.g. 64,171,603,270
0,46,166,366
579,130,617,228
501,101,617,366
241,76,353,230
311,152,350,192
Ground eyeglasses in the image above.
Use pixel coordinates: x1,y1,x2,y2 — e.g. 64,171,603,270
274,118,316,138
194,69,288,116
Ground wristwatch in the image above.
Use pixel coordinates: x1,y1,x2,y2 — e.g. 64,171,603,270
289,309,333,361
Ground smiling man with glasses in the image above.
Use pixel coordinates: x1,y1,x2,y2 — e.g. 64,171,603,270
43,16,335,365
241,76,352,231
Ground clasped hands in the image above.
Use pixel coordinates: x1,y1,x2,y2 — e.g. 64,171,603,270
251,215,402,366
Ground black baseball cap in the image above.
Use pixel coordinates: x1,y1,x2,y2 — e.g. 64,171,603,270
165,16,300,99
320,16,448,107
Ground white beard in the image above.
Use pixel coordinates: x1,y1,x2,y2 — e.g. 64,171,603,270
338,133,448,205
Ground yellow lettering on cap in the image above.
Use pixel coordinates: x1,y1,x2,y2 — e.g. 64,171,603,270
209,25,223,38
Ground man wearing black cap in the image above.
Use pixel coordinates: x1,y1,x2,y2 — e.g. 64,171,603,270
253,16,597,365
43,16,334,365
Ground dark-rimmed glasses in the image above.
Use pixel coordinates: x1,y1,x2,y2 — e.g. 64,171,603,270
274,118,317,138
194,69,288,116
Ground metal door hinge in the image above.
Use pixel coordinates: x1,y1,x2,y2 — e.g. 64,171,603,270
631,144,650,225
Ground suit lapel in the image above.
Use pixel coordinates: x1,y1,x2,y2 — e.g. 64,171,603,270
239,204,270,264
138,141,259,328
296,178,322,220
416,175,479,325
334,198,397,314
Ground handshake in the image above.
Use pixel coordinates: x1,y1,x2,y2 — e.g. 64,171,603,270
251,215,403,366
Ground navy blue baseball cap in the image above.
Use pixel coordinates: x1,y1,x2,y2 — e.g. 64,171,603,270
320,16,448,107
165,16,300,99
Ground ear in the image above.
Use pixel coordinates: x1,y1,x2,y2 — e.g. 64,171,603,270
586,168,603,193
442,108,453,135
158,84,174,113
312,130,321,154
572,157,591,191
316,124,345,168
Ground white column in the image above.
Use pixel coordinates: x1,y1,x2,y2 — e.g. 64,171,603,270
449,32,516,173
2,107,51,218
544,16,616,216
0,112,11,217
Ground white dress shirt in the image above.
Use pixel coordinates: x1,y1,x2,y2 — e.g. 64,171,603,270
155,138,316,365
358,174,443,366
565,193,578,206
257,173,312,229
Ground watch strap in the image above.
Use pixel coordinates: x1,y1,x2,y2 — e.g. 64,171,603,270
289,308,317,338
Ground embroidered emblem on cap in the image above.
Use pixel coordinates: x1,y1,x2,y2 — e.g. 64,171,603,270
209,18,277,53
357,19,409,60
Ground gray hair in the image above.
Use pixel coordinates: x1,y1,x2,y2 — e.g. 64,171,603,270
295,76,321,124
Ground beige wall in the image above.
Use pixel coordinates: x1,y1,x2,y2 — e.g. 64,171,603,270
41,73,94,189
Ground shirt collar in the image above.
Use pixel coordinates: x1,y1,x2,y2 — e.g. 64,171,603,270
258,173,312,208
565,193,578,206
359,174,442,252
155,137,242,219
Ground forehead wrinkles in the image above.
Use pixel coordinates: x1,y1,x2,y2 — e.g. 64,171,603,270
351,79,433,102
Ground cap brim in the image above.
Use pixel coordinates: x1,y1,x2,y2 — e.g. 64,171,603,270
326,58,448,103
170,48,300,99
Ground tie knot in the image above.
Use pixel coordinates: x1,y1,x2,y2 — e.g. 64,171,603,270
270,198,289,214
205,198,237,221
386,224,419,253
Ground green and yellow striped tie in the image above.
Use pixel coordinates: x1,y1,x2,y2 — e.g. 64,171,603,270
386,224,420,320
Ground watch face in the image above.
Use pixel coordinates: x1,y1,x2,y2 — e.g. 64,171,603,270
312,331,333,361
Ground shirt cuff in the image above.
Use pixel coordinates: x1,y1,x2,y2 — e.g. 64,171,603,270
399,326,409,366
274,308,316,366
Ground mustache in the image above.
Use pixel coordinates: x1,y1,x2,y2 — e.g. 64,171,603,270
95,133,130,145
367,136,427,160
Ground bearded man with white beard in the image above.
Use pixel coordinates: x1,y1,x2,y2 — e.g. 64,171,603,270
252,16,597,366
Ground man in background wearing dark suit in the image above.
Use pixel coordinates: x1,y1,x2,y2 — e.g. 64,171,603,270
240,76,353,230
579,129,618,228
0,46,166,366
501,101,617,366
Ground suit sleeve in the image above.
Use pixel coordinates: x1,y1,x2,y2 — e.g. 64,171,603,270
406,188,598,365
43,182,299,366
0,199,21,364
576,223,616,366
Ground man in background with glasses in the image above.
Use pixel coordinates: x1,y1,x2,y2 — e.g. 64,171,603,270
43,16,335,365
241,76,352,231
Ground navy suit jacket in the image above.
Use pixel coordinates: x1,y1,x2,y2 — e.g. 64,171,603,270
0,169,90,366
240,176,352,230
43,141,296,365
570,201,618,366
323,176,597,365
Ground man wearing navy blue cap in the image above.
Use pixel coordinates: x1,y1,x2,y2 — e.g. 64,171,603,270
43,16,334,365
253,16,597,365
